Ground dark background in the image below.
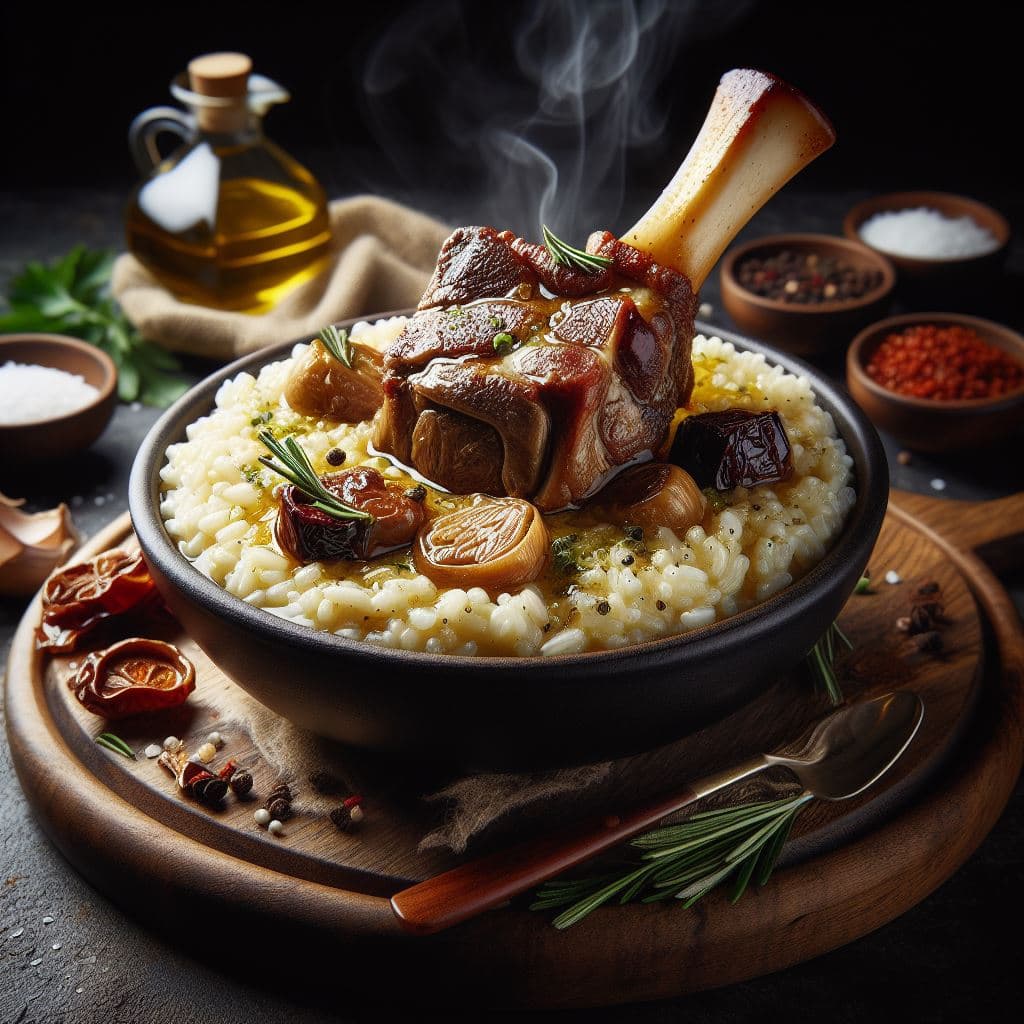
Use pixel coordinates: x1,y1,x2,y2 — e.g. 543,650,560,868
3,3,1023,1021
3,0,1019,231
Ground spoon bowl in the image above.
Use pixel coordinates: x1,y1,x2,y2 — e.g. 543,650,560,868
766,691,924,800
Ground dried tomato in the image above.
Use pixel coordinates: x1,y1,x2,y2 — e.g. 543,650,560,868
36,549,157,653
70,638,195,718
276,467,426,564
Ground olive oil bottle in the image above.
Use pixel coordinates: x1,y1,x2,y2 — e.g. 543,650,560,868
126,53,331,314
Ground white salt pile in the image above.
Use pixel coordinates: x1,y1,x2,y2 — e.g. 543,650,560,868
859,207,1000,259
0,361,100,425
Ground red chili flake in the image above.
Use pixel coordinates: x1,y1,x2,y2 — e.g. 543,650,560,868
36,549,157,653
865,324,1024,401
69,637,195,719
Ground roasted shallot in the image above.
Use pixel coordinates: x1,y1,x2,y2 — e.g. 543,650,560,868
415,495,548,592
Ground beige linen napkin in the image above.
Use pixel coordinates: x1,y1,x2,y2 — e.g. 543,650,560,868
112,195,451,358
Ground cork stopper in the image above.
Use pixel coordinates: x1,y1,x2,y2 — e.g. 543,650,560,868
187,52,252,131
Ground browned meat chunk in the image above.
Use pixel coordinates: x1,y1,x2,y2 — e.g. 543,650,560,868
375,227,696,510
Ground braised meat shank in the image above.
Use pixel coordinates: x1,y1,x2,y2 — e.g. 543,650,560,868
374,226,697,510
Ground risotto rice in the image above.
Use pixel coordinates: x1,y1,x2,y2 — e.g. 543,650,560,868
159,318,855,656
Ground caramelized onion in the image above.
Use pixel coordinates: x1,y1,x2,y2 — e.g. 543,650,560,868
284,338,385,423
414,495,548,592
595,463,706,534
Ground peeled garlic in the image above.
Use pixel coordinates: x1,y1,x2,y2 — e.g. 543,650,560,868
0,493,79,597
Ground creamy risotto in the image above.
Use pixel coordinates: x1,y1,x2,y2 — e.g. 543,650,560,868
159,318,854,657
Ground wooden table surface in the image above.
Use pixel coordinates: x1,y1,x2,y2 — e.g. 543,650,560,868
2,180,1022,1022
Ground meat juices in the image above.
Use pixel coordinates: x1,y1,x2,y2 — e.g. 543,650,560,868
374,226,697,511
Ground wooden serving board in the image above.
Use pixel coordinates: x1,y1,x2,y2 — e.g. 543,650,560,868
5,490,1023,1009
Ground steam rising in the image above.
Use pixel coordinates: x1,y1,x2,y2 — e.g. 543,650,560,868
359,0,754,238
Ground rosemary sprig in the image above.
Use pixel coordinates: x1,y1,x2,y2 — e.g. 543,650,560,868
532,794,812,929
806,621,853,706
257,431,372,522
95,732,136,759
542,225,612,274
318,324,354,368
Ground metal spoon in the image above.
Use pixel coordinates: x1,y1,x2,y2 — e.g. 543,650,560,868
390,691,924,934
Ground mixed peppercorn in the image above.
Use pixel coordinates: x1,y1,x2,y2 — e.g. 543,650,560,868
865,323,1023,401
736,249,884,304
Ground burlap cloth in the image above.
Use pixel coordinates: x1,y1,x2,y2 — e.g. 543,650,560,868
113,194,801,853
112,195,452,358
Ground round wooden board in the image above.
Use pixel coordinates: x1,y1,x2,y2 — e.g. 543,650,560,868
5,490,1023,1009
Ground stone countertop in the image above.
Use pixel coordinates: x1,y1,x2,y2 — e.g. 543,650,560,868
1,186,1022,1023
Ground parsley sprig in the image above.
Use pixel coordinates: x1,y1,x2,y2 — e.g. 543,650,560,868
257,431,371,522
542,225,612,274
0,246,189,406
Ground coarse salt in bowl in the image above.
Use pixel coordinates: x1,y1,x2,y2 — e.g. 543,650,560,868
0,334,117,463
843,191,1010,294
0,362,100,425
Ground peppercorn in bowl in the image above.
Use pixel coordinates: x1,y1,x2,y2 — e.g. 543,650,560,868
846,312,1024,452
720,234,895,355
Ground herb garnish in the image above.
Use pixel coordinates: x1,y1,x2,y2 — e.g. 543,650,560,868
95,732,136,759
532,793,811,929
318,325,354,368
854,574,873,594
258,432,372,523
806,621,852,706
542,225,613,274
551,534,582,575
0,246,189,406
493,332,517,353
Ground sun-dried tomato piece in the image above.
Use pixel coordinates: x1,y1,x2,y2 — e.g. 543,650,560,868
70,638,195,718
36,549,157,652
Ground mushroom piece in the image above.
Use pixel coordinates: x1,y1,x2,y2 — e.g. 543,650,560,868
284,336,385,424
593,463,706,534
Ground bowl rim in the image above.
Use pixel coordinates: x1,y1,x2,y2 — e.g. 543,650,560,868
842,190,1010,267
847,311,1024,412
0,332,118,429
130,316,888,671
720,233,896,314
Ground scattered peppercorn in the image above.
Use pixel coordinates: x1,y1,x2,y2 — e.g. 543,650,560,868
267,797,293,821
404,484,427,503
326,448,347,467
736,249,883,304
625,526,644,542
229,770,253,797
596,600,611,616
656,600,667,611
865,324,1023,401
620,554,635,566
267,784,292,804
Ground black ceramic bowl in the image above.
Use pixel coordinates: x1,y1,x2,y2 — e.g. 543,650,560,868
130,318,887,770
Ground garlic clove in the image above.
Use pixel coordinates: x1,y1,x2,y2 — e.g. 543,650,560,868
0,492,80,597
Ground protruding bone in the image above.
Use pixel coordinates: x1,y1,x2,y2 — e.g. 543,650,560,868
625,69,835,289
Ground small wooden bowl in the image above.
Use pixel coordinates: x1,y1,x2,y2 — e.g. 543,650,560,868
846,312,1024,452
843,191,1009,294
0,333,117,462
720,234,895,355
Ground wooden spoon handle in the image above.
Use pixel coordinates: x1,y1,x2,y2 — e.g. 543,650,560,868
390,757,766,935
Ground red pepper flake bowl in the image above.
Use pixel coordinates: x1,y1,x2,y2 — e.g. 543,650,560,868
846,312,1024,452
720,233,895,356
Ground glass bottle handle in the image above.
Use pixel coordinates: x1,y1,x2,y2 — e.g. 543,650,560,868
128,107,194,174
